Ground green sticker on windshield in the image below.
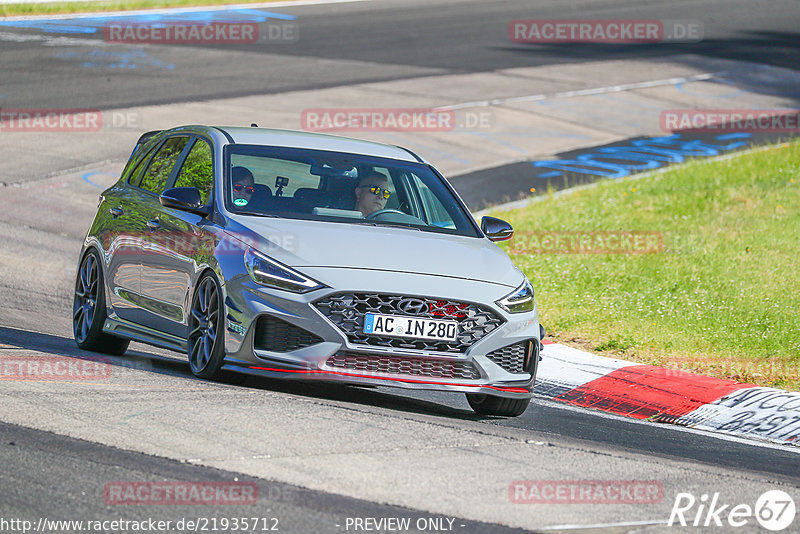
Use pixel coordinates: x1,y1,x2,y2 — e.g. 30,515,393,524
234,198,249,207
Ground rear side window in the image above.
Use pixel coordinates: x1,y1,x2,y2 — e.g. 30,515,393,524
174,139,214,205
139,137,189,194
126,145,157,186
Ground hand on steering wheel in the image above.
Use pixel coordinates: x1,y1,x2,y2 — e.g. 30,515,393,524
365,208,406,219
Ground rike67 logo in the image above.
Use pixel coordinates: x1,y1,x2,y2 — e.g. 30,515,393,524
669,490,796,531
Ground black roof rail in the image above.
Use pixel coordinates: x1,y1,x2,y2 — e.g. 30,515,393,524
213,126,235,143
136,130,163,146
128,130,164,159
394,145,424,163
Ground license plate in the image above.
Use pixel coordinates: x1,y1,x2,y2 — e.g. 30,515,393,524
363,313,458,342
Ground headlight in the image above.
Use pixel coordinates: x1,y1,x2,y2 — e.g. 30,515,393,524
244,248,324,293
496,279,535,313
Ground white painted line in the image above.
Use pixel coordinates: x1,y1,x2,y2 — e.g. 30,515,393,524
0,30,111,46
437,73,718,111
542,519,669,531
0,0,369,21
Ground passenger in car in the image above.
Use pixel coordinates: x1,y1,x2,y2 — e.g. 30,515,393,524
354,171,390,217
231,166,255,207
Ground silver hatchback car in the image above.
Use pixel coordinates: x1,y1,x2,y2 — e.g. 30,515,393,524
73,125,543,416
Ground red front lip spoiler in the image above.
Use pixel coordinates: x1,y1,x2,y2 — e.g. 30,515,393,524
248,365,531,394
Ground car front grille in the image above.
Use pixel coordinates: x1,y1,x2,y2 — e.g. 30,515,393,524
254,315,324,352
326,352,481,380
313,293,504,353
485,340,533,374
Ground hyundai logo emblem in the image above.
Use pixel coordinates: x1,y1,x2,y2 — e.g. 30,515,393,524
397,298,428,315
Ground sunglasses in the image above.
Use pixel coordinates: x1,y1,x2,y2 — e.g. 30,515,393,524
362,185,391,199
233,183,255,193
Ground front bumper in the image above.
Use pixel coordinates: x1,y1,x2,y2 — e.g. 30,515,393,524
220,268,541,399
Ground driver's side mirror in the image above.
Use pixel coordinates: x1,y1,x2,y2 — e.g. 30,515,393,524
481,216,513,242
160,187,210,217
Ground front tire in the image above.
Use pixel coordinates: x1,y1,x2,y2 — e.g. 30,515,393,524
466,393,531,417
187,272,227,380
72,249,130,356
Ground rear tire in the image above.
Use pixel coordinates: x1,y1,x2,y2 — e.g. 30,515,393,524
72,249,130,356
187,272,227,380
466,393,530,417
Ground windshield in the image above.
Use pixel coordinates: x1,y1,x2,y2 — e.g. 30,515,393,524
223,145,480,237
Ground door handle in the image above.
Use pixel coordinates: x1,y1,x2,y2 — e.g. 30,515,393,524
146,219,161,230
109,207,123,218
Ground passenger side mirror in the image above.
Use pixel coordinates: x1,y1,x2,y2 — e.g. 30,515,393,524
481,216,514,242
160,187,210,216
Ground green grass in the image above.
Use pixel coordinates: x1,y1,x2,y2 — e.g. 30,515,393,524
492,140,800,390
0,0,282,17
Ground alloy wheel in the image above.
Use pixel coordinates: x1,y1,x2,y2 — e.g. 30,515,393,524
189,276,219,373
73,253,99,344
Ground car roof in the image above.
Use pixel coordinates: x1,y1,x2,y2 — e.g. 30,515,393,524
188,126,424,163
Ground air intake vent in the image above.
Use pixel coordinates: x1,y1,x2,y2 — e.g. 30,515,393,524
486,340,535,374
254,315,323,352
326,352,480,380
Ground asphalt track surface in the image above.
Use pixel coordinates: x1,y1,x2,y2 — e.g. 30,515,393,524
0,0,798,109
2,0,800,532
1,421,530,534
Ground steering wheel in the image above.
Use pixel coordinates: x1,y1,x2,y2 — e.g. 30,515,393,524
365,209,406,220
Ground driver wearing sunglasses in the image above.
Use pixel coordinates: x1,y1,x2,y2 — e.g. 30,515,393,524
231,166,255,206
354,171,391,217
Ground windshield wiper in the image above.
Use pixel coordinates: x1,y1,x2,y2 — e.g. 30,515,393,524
232,211,281,218
354,221,422,231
